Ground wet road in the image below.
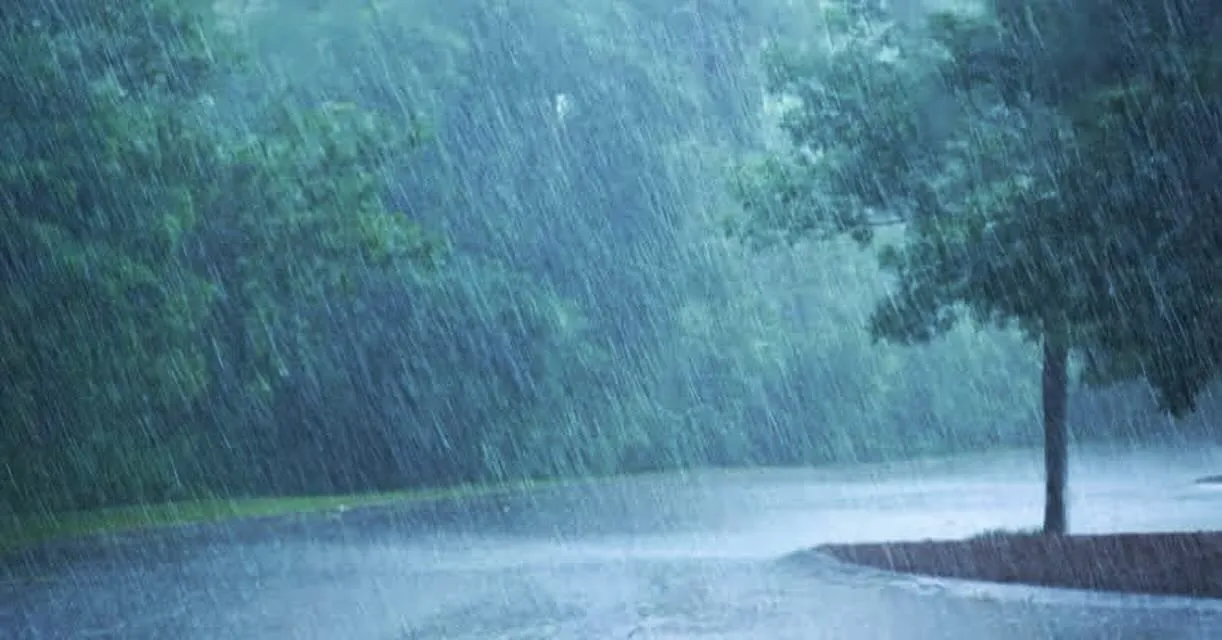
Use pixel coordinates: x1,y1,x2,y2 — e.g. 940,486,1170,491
5,445,1222,639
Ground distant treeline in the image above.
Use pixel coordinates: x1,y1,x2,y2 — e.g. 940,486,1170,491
2,0,1216,514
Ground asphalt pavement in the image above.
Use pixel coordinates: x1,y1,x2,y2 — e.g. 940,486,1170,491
4,445,1222,639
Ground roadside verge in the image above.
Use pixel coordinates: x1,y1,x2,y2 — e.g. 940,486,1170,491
803,530,1222,611
0,480,551,557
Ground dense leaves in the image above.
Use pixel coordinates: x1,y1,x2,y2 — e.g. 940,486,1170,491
1,1,439,510
6,0,1212,517
734,0,1221,531
738,0,1221,414
2,1,229,508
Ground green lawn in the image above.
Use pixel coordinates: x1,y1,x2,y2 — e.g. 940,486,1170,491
0,481,544,555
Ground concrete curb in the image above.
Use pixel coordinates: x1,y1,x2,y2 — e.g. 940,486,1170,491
787,549,1222,613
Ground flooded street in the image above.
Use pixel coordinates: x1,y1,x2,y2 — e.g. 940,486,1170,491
5,446,1222,639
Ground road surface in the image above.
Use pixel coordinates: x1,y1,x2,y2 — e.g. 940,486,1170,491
4,445,1222,639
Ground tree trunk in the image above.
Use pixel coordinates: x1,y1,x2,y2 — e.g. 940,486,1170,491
1042,328,1070,534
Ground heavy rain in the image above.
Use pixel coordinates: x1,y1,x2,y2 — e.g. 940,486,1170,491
2,0,1221,638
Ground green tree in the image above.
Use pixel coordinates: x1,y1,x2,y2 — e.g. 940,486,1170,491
1,1,228,509
942,0,1222,529
982,0,1222,416
229,0,792,477
732,0,1221,533
0,0,439,511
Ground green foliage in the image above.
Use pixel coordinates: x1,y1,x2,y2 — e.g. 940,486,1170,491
734,0,1222,416
984,0,1222,414
732,5,955,247
1,0,441,512
192,95,441,399
8,0,1169,518
1,1,226,509
697,234,1041,463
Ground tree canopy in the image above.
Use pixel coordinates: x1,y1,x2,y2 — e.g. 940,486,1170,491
735,0,1222,415
6,0,1212,517
1,0,439,510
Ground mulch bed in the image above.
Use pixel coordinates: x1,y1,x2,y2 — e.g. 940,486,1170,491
818,531,1222,599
